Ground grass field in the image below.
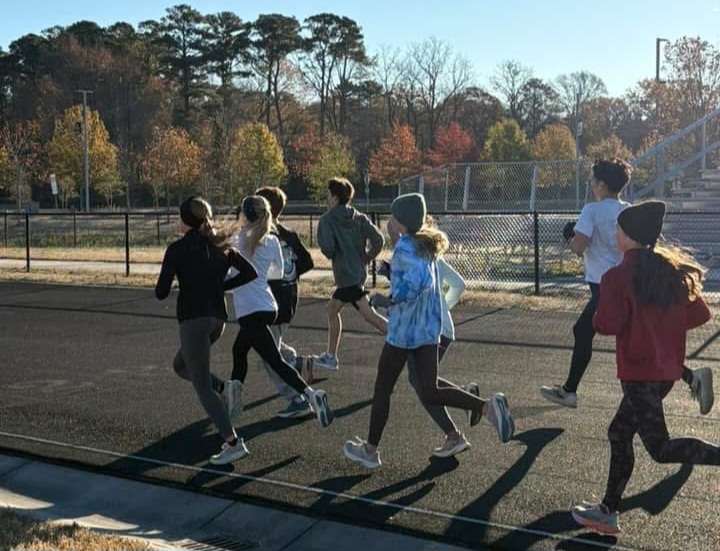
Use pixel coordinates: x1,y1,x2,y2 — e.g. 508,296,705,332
0,509,150,551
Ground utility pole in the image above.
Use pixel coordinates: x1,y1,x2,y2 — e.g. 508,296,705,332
656,38,668,84
575,92,583,209
77,89,94,212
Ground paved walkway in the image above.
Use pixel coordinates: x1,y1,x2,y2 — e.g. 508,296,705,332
0,453,471,551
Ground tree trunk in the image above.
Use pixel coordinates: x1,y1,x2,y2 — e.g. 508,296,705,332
273,61,284,139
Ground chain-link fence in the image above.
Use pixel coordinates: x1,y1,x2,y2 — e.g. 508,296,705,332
3,209,720,360
398,160,595,212
5,209,720,286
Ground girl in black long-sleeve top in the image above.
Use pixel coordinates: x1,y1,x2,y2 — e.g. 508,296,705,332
156,196,257,465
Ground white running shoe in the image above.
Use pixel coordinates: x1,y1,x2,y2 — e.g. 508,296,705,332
540,384,577,408
307,389,334,428
343,438,381,468
222,380,245,423
432,433,471,458
313,352,339,371
209,438,249,465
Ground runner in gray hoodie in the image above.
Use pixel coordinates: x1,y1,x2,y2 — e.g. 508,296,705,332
313,177,386,371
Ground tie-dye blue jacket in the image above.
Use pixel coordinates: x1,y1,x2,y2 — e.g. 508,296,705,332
386,235,442,349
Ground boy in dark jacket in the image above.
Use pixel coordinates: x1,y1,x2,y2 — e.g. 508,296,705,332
313,177,387,371
255,186,315,418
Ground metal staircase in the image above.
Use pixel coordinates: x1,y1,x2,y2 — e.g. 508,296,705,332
628,105,720,209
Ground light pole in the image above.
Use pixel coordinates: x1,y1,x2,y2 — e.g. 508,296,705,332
575,92,583,208
654,39,669,183
656,38,669,84
77,89,94,211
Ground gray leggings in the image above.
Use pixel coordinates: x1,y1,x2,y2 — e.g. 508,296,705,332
407,336,457,435
173,317,233,440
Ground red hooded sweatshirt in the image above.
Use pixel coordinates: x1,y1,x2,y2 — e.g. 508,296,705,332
593,249,711,382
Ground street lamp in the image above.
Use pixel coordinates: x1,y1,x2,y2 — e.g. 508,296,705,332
656,38,669,83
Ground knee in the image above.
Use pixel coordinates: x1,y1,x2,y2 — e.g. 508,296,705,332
326,300,341,317
573,319,592,339
373,380,395,402
417,381,440,405
643,438,670,463
607,420,631,447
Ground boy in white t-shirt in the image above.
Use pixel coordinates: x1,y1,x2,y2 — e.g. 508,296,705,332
540,158,713,412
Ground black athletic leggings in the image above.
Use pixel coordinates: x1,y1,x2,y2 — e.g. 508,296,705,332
231,311,308,395
368,343,485,447
602,380,720,512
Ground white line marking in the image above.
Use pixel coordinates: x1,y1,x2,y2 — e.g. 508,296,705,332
0,430,641,551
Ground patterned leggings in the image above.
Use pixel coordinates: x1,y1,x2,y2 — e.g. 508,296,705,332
603,381,720,511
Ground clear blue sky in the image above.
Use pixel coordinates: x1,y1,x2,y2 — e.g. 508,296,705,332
3,0,720,97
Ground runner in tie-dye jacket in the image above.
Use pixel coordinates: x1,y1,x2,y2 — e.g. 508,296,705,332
385,233,443,349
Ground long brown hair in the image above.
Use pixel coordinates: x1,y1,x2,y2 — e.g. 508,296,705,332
188,197,238,253
239,195,273,255
409,215,449,260
633,243,705,308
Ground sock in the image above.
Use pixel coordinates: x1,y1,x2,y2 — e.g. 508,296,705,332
227,436,238,447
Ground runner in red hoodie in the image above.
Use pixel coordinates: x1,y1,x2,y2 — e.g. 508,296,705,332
572,200,720,534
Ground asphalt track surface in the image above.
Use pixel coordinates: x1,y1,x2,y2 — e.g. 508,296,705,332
0,281,718,551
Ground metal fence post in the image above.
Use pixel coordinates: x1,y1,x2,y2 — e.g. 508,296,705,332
73,211,77,247
156,212,161,246
25,211,30,273
462,165,471,211
125,212,130,277
309,214,314,247
529,163,538,211
443,167,449,212
371,212,377,288
575,159,583,210
533,211,540,295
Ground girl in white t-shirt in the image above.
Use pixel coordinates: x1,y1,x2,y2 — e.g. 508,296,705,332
226,195,334,431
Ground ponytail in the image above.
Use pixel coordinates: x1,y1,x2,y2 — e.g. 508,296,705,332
410,224,449,260
239,195,273,255
633,243,705,307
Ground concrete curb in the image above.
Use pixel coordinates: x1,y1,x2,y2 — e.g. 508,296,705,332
0,453,473,551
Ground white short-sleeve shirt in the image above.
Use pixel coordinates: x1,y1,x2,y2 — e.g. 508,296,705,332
574,198,630,284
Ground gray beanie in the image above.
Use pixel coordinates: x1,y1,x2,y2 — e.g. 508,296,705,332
391,193,426,233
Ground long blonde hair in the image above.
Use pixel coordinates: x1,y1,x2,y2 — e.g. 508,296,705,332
238,195,273,255
410,215,449,260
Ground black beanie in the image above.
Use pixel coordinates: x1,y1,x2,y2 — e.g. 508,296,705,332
617,200,666,247
180,197,204,229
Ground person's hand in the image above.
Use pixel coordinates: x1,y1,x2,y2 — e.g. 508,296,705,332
377,260,391,279
370,293,393,310
563,221,576,243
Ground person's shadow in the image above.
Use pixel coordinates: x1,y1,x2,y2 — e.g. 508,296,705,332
310,455,461,526
488,462,694,551
105,397,373,481
443,427,564,546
